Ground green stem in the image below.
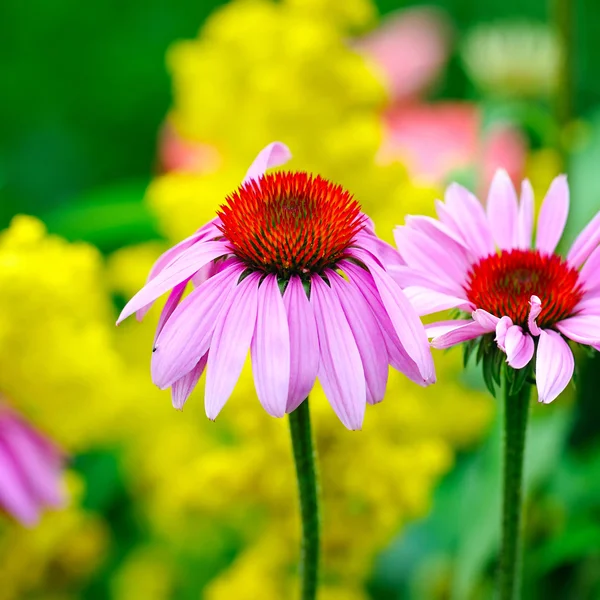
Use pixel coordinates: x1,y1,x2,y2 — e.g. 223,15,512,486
498,380,531,600
288,398,320,600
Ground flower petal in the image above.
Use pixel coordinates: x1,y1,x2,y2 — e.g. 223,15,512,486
528,295,542,336
579,244,600,292
472,309,500,329
487,169,519,250
504,326,534,369
154,279,189,342
495,316,513,351
311,274,366,430
431,320,492,349
329,270,389,405
405,214,472,251
402,286,471,316
117,240,230,324
555,315,600,346
243,142,292,184
443,183,495,258
283,276,319,413
152,263,243,389
171,355,207,410
342,261,425,386
567,210,600,268
205,272,261,420
574,295,600,315
535,175,569,255
351,248,435,383
425,319,473,338
251,274,290,418
536,330,574,404
516,179,534,249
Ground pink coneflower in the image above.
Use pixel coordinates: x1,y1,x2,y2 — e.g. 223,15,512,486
393,170,600,403
117,143,434,430
0,406,65,526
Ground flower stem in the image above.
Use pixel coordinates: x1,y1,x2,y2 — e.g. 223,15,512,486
288,398,320,600
498,380,531,600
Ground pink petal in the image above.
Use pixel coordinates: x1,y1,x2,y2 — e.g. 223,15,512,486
394,225,469,289
171,355,207,410
504,326,535,369
425,319,473,338
352,248,435,383
443,183,495,259
402,286,471,316
495,316,513,351
355,229,405,269
535,175,569,255
205,272,261,420
117,240,230,324
311,274,366,430
404,215,472,251
251,274,290,418
579,244,600,292
472,309,500,329
567,210,600,268
536,329,574,404
555,315,600,346
329,270,389,405
516,179,534,249
154,279,189,343
283,276,319,413
574,295,600,315
342,261,425,386
389,264,461,296
431,320,491,349
243,142,292,184
152,263,243,389
528,296,542,336
486,169,519,250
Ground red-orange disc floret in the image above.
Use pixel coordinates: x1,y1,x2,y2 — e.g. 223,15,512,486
465,249,583,329
217,172,366,277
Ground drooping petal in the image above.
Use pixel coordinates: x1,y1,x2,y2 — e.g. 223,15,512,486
487,169,519,250
535,175,569,255
243,142,292,184
495,316,513,351
154,279,189,342
117,240,230,324
536,330,574,404
311,274,366,430
329,270,389,404
504,326,535,369
171,354,208,410
431,320,493,349
443,183,495,258
283,276,319,413
472,309,500,329
389,264,461,296
355,229,405,269
351,248,435,383
579,244,600,292
205,272,261,420
567,210,600,268
342,261,425,385
405,214,472,251
516,179,534,249
528,295,542,336
402,286,471,316
555,315,600,346
152,263,243,389
251,274,290,418
425,319,473,338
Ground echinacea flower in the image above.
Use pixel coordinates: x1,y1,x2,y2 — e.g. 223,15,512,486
118,142,434,430
0,405,65,526
393,170,600,403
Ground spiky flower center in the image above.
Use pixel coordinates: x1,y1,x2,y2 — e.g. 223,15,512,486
465,249,583,329
217,172,365,277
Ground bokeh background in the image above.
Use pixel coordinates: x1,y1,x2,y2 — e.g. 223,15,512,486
1,0,600,598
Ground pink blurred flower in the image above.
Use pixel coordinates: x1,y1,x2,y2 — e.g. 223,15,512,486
158,122,221,174
393,170,600,403
0,406,65,526
380,102,527,190
118,142,435,430
355,8,451,104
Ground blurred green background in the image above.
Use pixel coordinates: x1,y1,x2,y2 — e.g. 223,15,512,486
1,0,600,598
